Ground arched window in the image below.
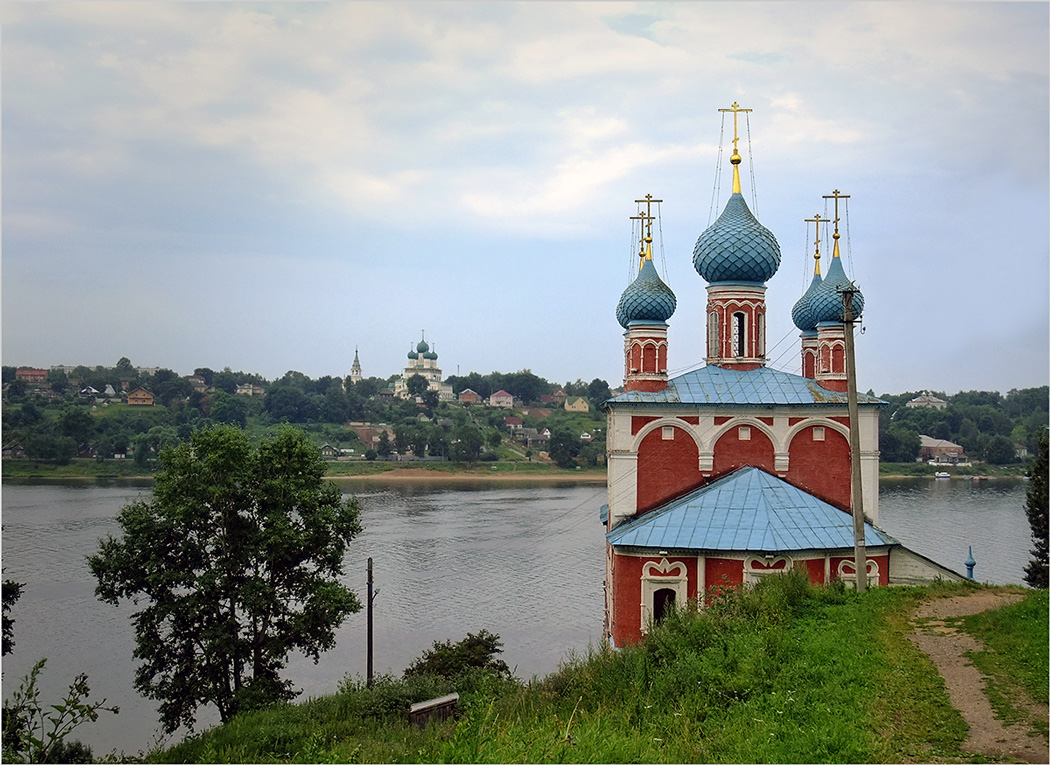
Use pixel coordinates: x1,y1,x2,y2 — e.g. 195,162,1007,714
757,313,764,357
732,312,746,357
708,312,720,357
653,588,676,623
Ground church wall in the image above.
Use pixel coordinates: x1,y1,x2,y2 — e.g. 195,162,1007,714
711,425,776,476
635,425,702,514
787,425,852,509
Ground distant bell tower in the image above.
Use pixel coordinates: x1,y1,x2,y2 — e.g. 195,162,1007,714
350,347,363,384
693,102,781,370
615,195,676,392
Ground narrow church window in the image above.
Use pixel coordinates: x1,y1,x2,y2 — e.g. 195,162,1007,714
662,426,675,440
813,426,825,441
732,312,746,357
757,313,765,357
739,426,751,441
708,312,720,357
653,588,676,623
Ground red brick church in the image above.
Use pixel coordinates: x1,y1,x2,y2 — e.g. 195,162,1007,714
602,104,961,648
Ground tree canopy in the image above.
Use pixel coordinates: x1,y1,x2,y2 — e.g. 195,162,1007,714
88,426,363,733
1024,432,1048,588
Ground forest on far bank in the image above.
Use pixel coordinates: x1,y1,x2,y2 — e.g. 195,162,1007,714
2,361,1046,470
876,387,1048,464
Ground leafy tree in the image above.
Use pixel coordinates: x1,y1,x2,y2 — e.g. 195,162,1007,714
2,576,23,656
89,426,363,733
984,434,1016,465
406,374,429,398
588,378,612,405
210,391,250,427
881,426,920,463
548,426,580,468
376,430,392,458
450,424,483,464
403,630,512,683
1024,433,1048,588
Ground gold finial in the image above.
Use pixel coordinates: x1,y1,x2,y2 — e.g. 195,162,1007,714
630,194,662,268
719,101,752,194
805,213,825,276
822,189,850,258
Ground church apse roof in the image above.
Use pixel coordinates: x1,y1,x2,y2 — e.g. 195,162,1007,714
606,364,883,407
607,466,898,553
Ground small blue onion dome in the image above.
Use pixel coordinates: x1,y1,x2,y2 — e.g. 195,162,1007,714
615,258,677,329
808,255,864,324
423,349,437,360
407,349,418,359
791,271,823,331
693,193,781,284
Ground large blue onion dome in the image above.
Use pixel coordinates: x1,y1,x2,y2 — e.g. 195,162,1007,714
808,255,864,324
791,270,823,331
416,339,430,354
615,258,677,329
693,193,781,284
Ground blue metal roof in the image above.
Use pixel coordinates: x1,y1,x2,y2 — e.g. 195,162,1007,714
607,466,898,553
606,364,883,407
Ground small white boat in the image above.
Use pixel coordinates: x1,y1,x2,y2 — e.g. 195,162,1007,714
934,471,951,479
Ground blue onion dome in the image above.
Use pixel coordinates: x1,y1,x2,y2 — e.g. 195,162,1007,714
808,255,864,324
416,339,430,354
693,193,781,284
791,271,823,331
407,349,418,359
423,349,437,360
615,258,677,329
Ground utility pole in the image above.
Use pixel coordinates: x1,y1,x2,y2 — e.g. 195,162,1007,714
367,557,374,686
841,286,868,593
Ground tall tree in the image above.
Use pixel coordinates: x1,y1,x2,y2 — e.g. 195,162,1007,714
1023,432,1048,588
89,426,362,733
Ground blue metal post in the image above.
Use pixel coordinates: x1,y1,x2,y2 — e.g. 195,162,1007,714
964,546,976,580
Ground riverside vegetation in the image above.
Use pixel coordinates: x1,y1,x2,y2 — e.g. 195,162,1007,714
150,574,1048,765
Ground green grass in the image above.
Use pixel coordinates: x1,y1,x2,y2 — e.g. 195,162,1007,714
960,589,1049,736
145,576,1039,764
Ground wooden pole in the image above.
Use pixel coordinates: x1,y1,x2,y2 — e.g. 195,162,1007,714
841,287,868,593
367,557,374,686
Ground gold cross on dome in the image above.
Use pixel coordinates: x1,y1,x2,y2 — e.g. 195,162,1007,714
718,101,752,154
630,194,662,264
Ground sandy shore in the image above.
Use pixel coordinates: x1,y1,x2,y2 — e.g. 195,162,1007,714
327,467,607,484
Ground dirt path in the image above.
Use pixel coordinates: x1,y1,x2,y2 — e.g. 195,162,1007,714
908,591,1049,763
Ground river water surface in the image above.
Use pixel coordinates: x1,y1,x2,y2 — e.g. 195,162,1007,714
0,477,1032,755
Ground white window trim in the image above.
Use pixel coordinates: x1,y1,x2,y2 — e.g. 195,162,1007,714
743,555,792,585
640,558,687,633
837,559,880,588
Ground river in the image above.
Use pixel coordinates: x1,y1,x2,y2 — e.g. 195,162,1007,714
0,477,1033,756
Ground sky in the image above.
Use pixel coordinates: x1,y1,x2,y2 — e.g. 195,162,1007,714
3,1,1048,396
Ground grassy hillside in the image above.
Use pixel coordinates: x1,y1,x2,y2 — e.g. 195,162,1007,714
152,577,1047,764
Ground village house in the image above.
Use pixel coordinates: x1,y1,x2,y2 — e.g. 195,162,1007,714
236,383,266,397
15,368,48,384
488,390,514,408
919,435,967,464
127,387,154,406
564,396,590,413
458,388,480,404
504,416,523,430
906,392,948,410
